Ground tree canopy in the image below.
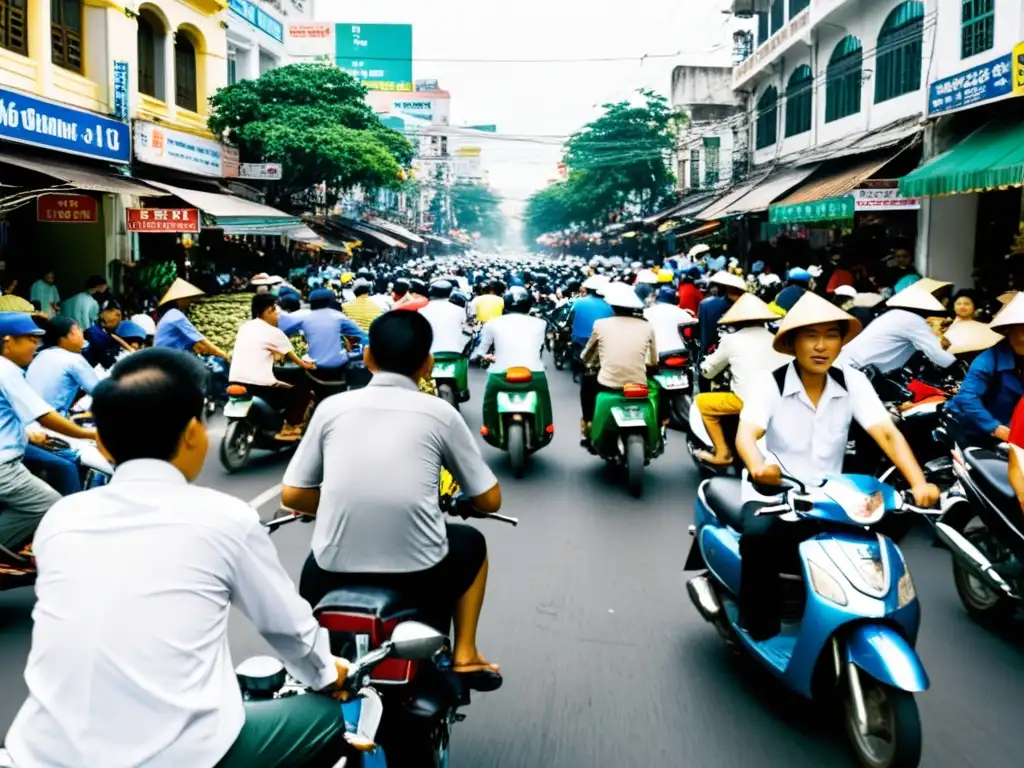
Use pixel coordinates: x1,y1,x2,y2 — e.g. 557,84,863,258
450,183,505,242
208,64,414,210
523,90,683,243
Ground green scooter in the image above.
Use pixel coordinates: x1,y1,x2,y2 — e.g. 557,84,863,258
586,381,664,498
481,366,553,478
432,351,470,411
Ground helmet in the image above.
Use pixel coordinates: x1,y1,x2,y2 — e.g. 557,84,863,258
409,278,428,296
428,279,454,299
582,275,607,294
340,272,354,285
603,282,643,310
657,270,673,284
449,290,470,308
787,267,812,284
115,321,147,341
130,314,156,336
656,286,677,304
504,286,533,314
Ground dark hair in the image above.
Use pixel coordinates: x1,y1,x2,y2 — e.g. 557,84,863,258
99,299,122,314
953,288,978,305
85,275,107,290
392,279,409,297
278,294,301,312
42,317,79,348
354,281,371,297
92,348,208,464
489,280,505,294
368,311,432,377
251,293,278,319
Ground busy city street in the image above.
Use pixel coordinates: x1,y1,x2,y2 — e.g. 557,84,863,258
1,364,1022,767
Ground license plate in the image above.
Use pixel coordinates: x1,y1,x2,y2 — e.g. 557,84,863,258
660,374,689,390
433,364,455,378
224,399,252,418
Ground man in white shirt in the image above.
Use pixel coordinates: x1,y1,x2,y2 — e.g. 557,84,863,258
643,286,696,355
419,280,469,353
733,293,939,640
5,348,350,768
836,287,956,374
230,293,315,440
693,293,790,466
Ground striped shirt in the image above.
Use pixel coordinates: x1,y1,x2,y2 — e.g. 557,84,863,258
342,295,382,332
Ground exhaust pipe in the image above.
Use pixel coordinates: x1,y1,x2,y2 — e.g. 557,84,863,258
687,574,722,621
932,522,1019,598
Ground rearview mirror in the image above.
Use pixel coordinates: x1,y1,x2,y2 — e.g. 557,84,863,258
390,621,446,660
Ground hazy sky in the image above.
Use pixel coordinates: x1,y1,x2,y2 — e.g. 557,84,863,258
316,0,735,206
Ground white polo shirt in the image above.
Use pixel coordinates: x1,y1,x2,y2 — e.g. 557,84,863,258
739,362,890,501
471,313,547,373
419,299,469,354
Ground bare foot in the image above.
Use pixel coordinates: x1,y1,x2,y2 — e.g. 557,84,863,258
695,449,733,467
452,651,500,673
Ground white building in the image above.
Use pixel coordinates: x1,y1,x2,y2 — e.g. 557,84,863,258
227,0,311,83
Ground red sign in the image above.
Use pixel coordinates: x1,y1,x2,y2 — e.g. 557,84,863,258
36,194,98,224
126,208,200,233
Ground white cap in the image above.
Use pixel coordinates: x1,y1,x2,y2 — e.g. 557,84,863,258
833,285,857,298
603,282,643,309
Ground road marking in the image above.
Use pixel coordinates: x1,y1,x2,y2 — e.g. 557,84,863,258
248,483,283,510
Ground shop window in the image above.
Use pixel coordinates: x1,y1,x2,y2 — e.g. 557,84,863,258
756,11,768,47
755,86,778,150
690,149,700,188
137,10,165,100
875,1,924,104
704,137,720,187
175,31,198,112
0,0,28,56
789,0,809,16
784,65,812,137
227,55,237,85
770,0,784,35
961,0,994,58
51,0,83,73
825,35,862,123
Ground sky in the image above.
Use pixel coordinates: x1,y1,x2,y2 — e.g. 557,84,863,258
315,0,736,211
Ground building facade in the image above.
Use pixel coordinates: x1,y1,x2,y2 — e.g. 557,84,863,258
227,0,310,84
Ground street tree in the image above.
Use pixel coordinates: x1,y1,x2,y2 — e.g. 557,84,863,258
208,64,413,210
450,183,505,242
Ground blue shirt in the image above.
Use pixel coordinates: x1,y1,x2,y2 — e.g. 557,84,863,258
947,340,1024,438
291,309,368,369
570,295,613,344
82,324,120,370
0,357,53,462
154,308,204,351
26,347,100,415
59,292,99,330
697,296,730,353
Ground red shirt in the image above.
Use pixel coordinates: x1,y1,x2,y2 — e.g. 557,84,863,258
393,295,428,311
1008,397,1024,447
677,283,704,315
826,268,855,293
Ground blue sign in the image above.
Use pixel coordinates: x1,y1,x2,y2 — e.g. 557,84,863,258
113,60,129,122
0,87,130,163
228,0,283,43
928,53,1013,115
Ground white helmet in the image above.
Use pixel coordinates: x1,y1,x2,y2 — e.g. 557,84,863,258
582,275,609,294
130,314,157,336
603,282,643,310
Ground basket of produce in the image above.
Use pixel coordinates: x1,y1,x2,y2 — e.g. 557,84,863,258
188,293,254,353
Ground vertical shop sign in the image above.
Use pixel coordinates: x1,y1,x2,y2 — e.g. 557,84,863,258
113,61,129,122
1014,41,1024,96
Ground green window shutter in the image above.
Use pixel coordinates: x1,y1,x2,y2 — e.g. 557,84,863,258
875,1,925,104
785,65,813,137
789,0,809,15
961,0,995,59
690,149,701,188
757,11,769,46
826,36,863,123
756,87,778,150
770,0,784,35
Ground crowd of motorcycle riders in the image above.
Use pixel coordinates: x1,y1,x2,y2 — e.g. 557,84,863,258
0,239,1024,766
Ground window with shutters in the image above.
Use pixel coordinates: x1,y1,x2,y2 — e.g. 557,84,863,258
961,0,994,58
690,149,700,188
51,0,83,73
756,11,768,47
137,13,157,97
0,0,28,56
875,1,924,104
704,137,720,187
755,87,778,150
826,36,862,123
770,0,784,35
227,55,237,85
175,31,198,112
789,0,809,16
785,65,812,137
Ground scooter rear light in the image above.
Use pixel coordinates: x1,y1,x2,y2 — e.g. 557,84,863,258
623,383,649,398
480,425,490,436
226,384,249,397
664,356,686,368
545,424,555,434
317,611,418,683
682,326,694,339
505,366,532,383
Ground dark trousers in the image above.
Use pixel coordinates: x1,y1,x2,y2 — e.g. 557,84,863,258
237,382,311,426
23,444,81,496
215,695,346,768
579,374,618,424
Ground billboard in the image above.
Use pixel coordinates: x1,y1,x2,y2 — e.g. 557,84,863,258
336,23,413,92
367,89,450,125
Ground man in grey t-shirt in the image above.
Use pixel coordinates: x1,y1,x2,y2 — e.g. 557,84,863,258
283,310,504,689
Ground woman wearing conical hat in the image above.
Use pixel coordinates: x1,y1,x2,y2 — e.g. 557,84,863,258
734,292,940,641
153,279,230,362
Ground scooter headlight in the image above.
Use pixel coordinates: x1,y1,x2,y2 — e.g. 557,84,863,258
897,571,916,608
808,560,848,606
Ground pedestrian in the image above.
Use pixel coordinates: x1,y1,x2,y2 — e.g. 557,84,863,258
59,275,108,331
30,269,60,318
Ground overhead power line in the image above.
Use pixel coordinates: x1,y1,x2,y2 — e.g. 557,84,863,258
290,51,684,64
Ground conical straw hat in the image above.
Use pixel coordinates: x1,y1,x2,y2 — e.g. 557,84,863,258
913,277,953,295
772,291,862,353
997,290,1018,305
886,286,948,313
709,270,747,293
852,292,883,308
719,292,779,325
989,291,1024,332
158,278,205,306
944,319,1002,355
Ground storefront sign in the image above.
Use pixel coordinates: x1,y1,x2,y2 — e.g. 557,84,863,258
113,61,129,122
1014,41,1024,96
228,0,284,42
769,195,855,224
289,23,331,38
222,146,240,178
928,53,1013,115
133,121,223,177
733,8,810,86
239,162,282,179
415,79,439,91
0,87,130,163
851,187,920,211
126,208,200,233
36,194,99,224
336,23,414,92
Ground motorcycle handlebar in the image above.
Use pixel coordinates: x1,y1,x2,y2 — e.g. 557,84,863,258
263,510,313,533
450,496,518,526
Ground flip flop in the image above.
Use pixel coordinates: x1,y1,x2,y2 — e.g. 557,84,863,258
452,666,503,692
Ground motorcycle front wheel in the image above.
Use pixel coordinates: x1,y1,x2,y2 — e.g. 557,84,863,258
220,421,254,473
554,346,566,370
843,681,922,768
951,517,1018,623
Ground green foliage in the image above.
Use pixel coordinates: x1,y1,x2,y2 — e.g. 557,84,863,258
208,64,414,209
450,183,505,242
523,90,684,243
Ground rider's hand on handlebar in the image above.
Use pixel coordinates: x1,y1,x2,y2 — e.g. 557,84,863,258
27,431,48,447
911,482,941,508
752,465,782,485
299,359,317,371
317,657,352,700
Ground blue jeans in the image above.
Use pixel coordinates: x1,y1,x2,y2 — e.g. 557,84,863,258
23,444,81,496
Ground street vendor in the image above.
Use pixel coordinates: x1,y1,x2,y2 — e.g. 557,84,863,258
153,279,230,361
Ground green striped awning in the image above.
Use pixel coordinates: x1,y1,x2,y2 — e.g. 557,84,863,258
898,119,1024,198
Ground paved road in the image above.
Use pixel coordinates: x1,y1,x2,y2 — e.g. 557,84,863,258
1,365,1022,766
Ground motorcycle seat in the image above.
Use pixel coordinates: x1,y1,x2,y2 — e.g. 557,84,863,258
701,477,746,531
964,448,1014,502
314,586,413,622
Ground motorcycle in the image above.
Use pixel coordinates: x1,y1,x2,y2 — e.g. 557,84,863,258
480,366,553,478
651,349,693,429
432,335,473,411
685,472,931,768
585,381,664,498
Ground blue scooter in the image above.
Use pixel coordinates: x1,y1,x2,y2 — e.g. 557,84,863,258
685,472,931,768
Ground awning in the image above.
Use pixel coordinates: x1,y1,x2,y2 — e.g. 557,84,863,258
219,223,322,242
362,217,425,244
898,118,1024,198
721,164,820,216
643,191,718,225
338,223,406,249
795,117,921,166
774,156,893,206
678,220,722,239
0,152,166,197
140,180,299,230
696,180,759,221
